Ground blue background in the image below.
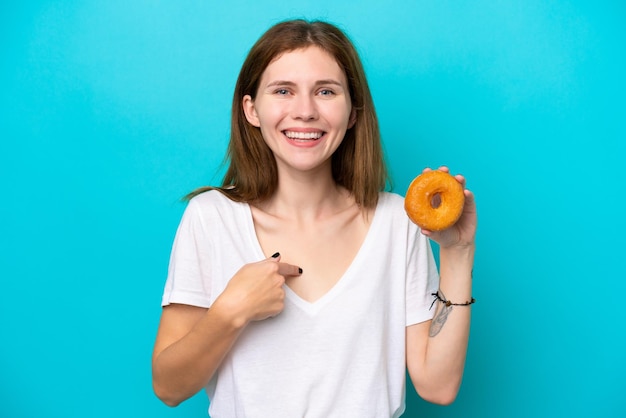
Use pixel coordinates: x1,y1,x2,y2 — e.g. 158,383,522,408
1,1,625,417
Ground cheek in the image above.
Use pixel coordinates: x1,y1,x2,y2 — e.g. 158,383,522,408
256,103,287,126
336,97,353,122
332,103,354,128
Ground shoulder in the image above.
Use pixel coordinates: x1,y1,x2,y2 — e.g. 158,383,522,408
375,191,422,233
377,191,407,215
183,189,247,226
187,189,243,212
189,188,235,205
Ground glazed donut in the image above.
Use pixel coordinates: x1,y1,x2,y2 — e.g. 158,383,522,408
404,170,465,231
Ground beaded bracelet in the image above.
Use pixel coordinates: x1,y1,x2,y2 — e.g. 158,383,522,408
430,291,475,310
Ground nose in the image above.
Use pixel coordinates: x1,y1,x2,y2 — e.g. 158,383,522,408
291,94,318,121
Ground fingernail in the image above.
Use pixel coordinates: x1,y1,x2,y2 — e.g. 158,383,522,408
272,252,280,258
298,267,303,274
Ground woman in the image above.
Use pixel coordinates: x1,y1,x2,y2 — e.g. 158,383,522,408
152,19,477,417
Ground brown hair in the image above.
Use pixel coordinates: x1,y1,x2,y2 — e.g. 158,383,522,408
187,19,389,208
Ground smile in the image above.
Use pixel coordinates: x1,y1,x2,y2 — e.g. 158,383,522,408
283,130,325,140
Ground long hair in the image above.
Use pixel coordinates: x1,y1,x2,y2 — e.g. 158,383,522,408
187,19,389,208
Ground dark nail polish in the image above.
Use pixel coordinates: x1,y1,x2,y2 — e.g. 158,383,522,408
298,268,303,274
272,252,280,258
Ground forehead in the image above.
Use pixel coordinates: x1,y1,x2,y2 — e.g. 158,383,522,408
261,46,347,83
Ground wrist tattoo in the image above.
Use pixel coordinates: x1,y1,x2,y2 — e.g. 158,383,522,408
429,301,452,337
427,290,475,337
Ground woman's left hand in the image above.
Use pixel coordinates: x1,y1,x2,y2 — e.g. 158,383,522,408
420,166,477,249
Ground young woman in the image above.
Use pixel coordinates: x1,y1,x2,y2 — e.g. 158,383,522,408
152,19,477,417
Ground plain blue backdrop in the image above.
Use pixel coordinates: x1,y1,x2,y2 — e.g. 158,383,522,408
1,1,625,417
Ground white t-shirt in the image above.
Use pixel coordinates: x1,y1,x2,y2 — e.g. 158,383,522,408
162,190,439,417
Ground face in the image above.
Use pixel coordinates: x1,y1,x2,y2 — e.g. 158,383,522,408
243,46,356,175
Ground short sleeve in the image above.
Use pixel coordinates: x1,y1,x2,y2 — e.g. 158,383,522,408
405,223,440,326
161,198,213,308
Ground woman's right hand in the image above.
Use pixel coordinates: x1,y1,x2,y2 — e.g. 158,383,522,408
214,253,302,326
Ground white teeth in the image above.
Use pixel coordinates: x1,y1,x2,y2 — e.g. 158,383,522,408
284,131,323,140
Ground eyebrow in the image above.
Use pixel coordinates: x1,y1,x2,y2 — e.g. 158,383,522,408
265,79,345,88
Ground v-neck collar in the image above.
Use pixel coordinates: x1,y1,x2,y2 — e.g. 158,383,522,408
242,193,386,316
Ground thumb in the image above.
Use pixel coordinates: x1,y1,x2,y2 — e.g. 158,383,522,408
270,251,281,261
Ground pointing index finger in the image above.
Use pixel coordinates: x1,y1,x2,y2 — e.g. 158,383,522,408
278,263,303,277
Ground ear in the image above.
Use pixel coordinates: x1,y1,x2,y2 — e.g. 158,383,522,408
242,95,261,127
348,107,357,129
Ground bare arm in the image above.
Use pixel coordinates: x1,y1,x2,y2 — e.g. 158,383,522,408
152,302,241,406
406,245,474,405
151,254,301,406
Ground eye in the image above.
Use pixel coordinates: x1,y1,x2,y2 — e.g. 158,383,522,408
318,89,335,96
274,88,290,95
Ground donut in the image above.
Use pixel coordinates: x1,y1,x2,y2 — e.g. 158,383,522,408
404,170,465,231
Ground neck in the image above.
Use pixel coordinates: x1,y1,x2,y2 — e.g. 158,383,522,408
258,166,352,221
